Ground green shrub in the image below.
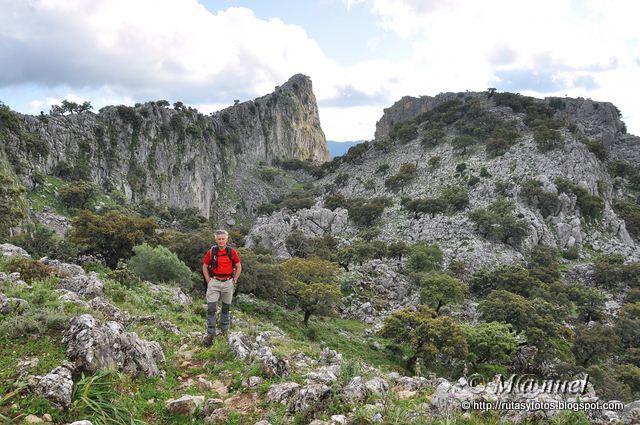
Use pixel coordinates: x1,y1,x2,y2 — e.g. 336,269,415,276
526,245,560,283
418,272,467,312
463,322,517,365
376,163,390,174
583,139,608,160
69,210,158,268
520,179,559,218
406,242,443,273
281,257,342,325
468,176,481,187
0,307,69,338
385,163,418,193
469,199,528,247
0,161,29,238
158,228,212,272
616,303,640,349
401,197,447,219
534,126,564,152
235,248,286,301
593,254,640,290
470,264,543,298
614,199,640,240
428,155,442,169
129,243,194,291
70,370,137,425
390,120,418,143
439,185,469,211
379,305,468,369
324,192,348,211
347,197,391,226
572,323,620,366
485,127,518,158
59,181,98,209
258,167,279,182
5,257,55,283
452,135,475,155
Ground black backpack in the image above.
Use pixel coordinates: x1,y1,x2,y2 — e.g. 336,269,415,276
207,245,236,275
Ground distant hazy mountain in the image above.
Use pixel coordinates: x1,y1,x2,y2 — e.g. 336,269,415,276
327,140,364,159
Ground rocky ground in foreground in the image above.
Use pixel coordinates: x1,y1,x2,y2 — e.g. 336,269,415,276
1,243,639,425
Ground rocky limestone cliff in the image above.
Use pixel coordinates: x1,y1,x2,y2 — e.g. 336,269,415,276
249,91,639,265
0,74,328,221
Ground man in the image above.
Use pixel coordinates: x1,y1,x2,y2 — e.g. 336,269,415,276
202,229,242,347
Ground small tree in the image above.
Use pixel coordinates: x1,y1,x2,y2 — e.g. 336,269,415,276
406,242,443,273
463,322,517,365
419,272,467,312
129,243,194,291
385,163,418,193
469,199,528,247
281,257,342,325
452,135,476,155
69,210,157,268
379,305,468,369
59,181,97,210
572,323,620,367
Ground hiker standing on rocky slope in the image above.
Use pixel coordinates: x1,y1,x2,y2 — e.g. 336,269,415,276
202,229,242,347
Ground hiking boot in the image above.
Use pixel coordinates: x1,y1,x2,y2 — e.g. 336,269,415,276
203,333,215,347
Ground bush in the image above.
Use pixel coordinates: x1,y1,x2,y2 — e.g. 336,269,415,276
485,127,518,158
58,181,98,210
439,185,469,211
5,257,56,283
401,197,447,219
470,264,543,298
469,199,528,247
69,210,158,268
594,254,640,290
258,167,279,182
583,139,608,160
572,323,620,367
615,303,640,348
129,243,194,291
390,120,418,143
419,272,467,312
406,242,443,273
519,179,559,218
379,305,468,369
324,192,348,211
452,135,475,155
526,245,560,283
428,155,442,169
614,199,640,240
463,322,517,365
347,197,390,226
281,257,342,325
0,307,69,338
534,126,564,152
376,163,390,174
555,178,604,221
158,228,213,272
385,163,418,193
235,248,286,301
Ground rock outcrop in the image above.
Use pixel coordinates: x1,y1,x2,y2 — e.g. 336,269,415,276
62,314,165,378
0,75,328,223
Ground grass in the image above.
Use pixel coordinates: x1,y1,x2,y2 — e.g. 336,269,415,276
27,176,67,215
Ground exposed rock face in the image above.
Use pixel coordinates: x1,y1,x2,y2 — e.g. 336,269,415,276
0,243,30,258
248,92,640,274
374,93,460,140
62,314,165,378
58,272,104,299
0,292,29,314
32,364,74,409
1,74,327,222
144,282,192,305
165,395,205,416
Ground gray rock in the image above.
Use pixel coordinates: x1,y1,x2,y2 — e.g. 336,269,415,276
318,347,342,366
306,365,338,384
0,243,30,258
39,258,85,276
158,320,181,335
144,281,192,305
242,376,263,387
622,400,640,424
266,382,301,403
288,383,331,413
0,292,29,314
201,398,224,417
58,272,104,299
35,212,72,237
56,289,90,309
165,395,205,416
228,332,253,360
330,415,347,425
33,364,74,409
365,377,389,396
63,314,165,378
394,376,429,392
89,297,130,323
343,376,368,402
66,421,93,425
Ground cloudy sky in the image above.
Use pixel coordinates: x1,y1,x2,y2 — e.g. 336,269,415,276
1,0,639,140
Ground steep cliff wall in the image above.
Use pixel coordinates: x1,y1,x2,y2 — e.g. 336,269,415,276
0,74,328,220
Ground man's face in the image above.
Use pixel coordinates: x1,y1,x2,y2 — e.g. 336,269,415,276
215,234,228,247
